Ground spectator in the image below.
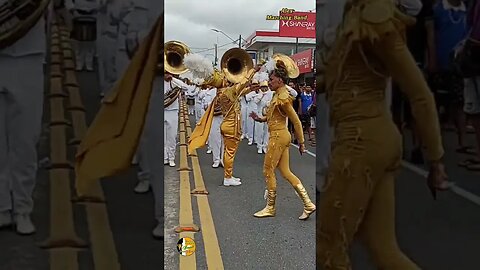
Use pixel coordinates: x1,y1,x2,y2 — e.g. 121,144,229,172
298,85,314,142
458,0,480,170
431,0,470,154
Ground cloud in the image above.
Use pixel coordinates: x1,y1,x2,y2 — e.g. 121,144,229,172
165,0,315,62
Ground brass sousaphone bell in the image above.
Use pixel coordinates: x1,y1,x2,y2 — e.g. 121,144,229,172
221,48,254,83
271,53,300,79
164,40,190,107
164,40,190,75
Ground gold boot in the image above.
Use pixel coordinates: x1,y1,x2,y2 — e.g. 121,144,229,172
253,190,276,218
294,184,316,220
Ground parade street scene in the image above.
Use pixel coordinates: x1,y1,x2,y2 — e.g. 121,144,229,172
164,0,316,269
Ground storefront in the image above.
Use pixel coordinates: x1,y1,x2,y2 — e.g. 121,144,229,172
289,48,315,86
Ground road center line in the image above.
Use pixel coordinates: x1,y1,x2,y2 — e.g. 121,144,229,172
184,106,224,270
401,161,480,207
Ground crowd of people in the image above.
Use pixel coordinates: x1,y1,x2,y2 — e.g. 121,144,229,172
391,0,480,171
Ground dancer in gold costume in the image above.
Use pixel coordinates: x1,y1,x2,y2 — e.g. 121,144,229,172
189,63,262,186
316,0,449,269
250,59,316,219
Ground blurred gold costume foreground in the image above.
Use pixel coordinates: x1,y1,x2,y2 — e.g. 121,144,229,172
317,1,444,269
74,14,164,196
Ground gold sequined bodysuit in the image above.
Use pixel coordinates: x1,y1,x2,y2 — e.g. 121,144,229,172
253,85,316,219
317,1,444,269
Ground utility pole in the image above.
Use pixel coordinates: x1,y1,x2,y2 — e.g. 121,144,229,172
295,37,299,53
214,43,218,67
238,34,242,48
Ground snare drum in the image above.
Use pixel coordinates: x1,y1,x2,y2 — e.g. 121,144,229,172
71,17,97,41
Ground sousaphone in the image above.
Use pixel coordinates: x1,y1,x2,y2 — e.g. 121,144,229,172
164,40,190,75
221,48,254,84
164,40,190,107
271,53,300,79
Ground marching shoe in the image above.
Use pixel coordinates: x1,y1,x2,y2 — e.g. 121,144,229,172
15,214,36,235
134,180,150,193
257,148,263,154
164,159,169,165
212,161,220,168
254,190,276,218
294,184,316,220
206,149,212,154
223,178,241,186
152,222,163,239
232,176,241,182
263,147,267,153
248,139,253,145
0,211,12,229
169,160,176,167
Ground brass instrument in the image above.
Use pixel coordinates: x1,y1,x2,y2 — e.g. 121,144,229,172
271,53,300,79
221,48,254,84
0,0,51,50
164,40,190,75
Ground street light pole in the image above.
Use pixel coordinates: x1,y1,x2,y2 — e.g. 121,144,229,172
238,34,241,48
214,44,218,66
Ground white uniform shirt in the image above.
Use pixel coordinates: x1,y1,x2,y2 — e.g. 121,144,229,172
164,77,189,111
259,90,274,116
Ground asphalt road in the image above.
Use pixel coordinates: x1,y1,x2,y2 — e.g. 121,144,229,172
163,115,316,269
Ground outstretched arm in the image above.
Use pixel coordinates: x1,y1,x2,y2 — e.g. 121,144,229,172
370,30,444,161
280,100,305,144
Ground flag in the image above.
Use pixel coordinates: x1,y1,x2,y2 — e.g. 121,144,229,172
74,14,163,196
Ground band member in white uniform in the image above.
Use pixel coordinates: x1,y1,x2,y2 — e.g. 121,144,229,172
115,0,149,81
245,82,258,145
0,2,48,234
204,87,224,167
164,74,189,167
240,94,248,140
195,85,206,123
65,0,99,71
97,0,118,96
185,83,197,115
254,81,273,154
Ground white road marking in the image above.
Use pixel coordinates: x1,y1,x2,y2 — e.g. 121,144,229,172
401,161,480,207
291,144,316,158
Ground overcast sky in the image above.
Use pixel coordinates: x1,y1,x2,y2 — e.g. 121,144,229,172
165,0,315,64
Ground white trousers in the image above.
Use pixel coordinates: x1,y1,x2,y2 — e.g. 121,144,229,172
194,104,203,123
241,102,248,136
254,121,269,148
246,107,255,140
164,110,179,161
75,40,95,70
97,34,117,95
0,55,44,215
208,116,224,163
137,77,163,223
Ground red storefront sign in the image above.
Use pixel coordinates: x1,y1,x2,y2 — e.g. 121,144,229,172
290,49,313,74
279,11,315,38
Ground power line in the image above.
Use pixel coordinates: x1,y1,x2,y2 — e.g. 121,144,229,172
192,41,238,53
